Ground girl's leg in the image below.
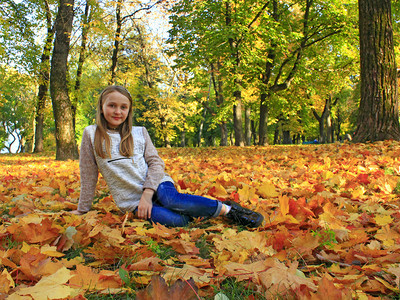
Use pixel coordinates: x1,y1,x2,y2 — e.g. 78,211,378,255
155,181,222,219
149,203,192,227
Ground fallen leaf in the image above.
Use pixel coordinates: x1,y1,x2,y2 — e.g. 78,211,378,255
11,267,76,300
135,275,198,300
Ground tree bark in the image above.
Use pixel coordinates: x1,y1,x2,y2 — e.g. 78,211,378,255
233,90,244,146
259,93,269,145
34,0,54,153
72,0,91,131
109,0,122,84
353,0,400,142
50,0,78,160
211,62,228,146
226,2,244,146
312,95,337,143
245,106,251,145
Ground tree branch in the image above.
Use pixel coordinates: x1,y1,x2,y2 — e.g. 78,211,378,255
121,0,162,22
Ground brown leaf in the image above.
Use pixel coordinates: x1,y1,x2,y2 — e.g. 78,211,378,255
309,275,352,300
135,275,198,300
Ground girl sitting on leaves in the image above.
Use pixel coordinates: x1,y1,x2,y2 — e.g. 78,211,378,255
70,85,263,228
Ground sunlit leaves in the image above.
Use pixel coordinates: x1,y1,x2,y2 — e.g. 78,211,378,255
1,141,400,298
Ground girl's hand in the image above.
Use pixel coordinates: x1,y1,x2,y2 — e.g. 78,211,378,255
138,189,154,219
69,210,84,215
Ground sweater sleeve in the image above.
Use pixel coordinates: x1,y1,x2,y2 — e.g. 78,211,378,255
77,127,99,213
142,127,166,191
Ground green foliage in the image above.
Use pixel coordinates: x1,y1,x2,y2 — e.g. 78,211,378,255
195,234,212,259
1,234,21,251
0,0,379,150
85,290,134,300
393,181,400,195
311,228,338,249
168,0,360,145
212,277,266,300
146,239,176,260
0,66,36,153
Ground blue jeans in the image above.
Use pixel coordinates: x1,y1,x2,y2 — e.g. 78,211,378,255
147,181,222,227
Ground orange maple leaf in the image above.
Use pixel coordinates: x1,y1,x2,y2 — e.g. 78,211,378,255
8,218,60,244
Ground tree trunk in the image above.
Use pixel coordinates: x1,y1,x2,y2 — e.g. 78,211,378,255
50,0,78,160
233,90,244,146
312,96,331,143
211,62,228,146
109,0,122,84
336,109,342,141
225,3,244,146
273,122,280,145
313,110,325,144
219,123,228,146
245,106,251,145
180,131,186,147
259,93,268,145
326,114,332,143
282,130,291,144
198,108,206,147
251,120,258,145
72,0,91,131
353,0,400,142
34,0,54,153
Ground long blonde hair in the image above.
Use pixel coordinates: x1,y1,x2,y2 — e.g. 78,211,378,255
94,85,134,158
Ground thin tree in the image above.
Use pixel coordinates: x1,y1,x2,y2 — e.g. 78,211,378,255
50,0,78,160
72,0,92,131
34,0,54,153
258,0,343,145
353,0,400,142
109,0,162,84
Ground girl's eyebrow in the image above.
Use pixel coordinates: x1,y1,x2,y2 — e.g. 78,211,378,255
107,101,128,105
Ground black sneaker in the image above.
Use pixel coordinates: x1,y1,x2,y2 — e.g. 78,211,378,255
224,201,264,228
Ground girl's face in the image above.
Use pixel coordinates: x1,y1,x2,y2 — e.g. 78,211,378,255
101,91,131,129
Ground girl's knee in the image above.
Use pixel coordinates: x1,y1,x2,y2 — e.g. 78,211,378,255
156,182,178,203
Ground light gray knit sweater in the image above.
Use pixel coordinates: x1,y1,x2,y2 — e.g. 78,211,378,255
77,125,173,213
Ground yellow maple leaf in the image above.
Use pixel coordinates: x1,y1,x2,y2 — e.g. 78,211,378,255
257,181,279,198
40,245,65,258
21,241,35,253
11,267,77,300
374,215,393,226
57,180,67,196
0,269,15,293
211,182,228,198
322,170,334,180
238,184,258,202
279,195,290,216
352,186,365,199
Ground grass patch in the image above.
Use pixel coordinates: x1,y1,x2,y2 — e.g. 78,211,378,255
146,239,176,260
212,277,267,300
195,234,212,259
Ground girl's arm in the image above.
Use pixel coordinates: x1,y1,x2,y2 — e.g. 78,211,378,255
72,128,99,214
137,127,165,220
142,127,166,191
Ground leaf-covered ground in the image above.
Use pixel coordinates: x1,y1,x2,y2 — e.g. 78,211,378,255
1,141,400,299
